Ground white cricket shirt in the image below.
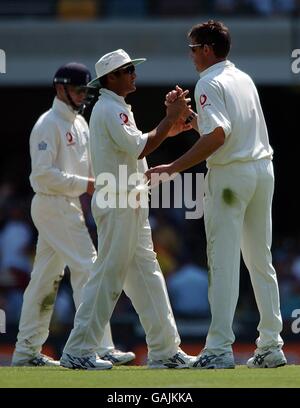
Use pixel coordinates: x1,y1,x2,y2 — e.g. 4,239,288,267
195,60,273,168
29,97,91,197
89,88,148,193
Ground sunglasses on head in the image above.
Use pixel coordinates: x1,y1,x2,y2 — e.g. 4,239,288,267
113,64,136,75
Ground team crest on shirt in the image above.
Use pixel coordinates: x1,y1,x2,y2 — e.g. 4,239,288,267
200,94,207,106
38,141,47,151
199,94,211,109
66,131,76,146
119,113,129,125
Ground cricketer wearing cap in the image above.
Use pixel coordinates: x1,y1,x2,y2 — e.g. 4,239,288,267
12,62,135,367
60,49,196,370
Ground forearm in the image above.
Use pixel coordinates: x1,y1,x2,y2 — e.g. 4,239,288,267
171,127,225,173
185,111,199,132
138,116,174,158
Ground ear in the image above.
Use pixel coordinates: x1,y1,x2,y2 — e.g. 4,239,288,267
203,44,211,55
55,84,64,97
107,72,118,83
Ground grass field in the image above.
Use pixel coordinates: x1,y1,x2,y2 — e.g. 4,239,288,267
0,365,299,388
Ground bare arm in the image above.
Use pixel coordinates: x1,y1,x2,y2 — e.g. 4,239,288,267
145,127,225,178
172,127,225,172
138,116,176,159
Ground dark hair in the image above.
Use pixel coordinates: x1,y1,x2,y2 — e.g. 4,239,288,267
99,75,108,88
188,20,231,58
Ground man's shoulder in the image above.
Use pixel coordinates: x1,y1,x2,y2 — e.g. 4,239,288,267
196,76,220,94
33,108,57,131
93,94,127,119
100,93,124,110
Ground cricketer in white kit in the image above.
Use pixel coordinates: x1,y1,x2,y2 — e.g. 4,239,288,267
147,20,286,369
12,63,135,367
60,49,196,370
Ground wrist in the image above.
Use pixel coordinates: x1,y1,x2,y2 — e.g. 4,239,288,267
165,114,177,124
170,161,180,174
185,111,197,125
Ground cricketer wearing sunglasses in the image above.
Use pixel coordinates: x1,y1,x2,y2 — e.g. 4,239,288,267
12,62,136,367
60,49,196,370
147,20,286,369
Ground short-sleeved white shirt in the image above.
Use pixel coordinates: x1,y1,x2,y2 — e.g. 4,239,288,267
195,60,273,168
89,88,148,193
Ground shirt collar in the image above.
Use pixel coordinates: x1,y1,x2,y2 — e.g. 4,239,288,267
100,88,130,108
52,97,77,122
200,60,234,78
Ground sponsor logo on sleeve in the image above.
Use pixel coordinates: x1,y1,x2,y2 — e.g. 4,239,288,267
200,94,207,106
199,94,211,109
66,132,76,146
119,113,129,125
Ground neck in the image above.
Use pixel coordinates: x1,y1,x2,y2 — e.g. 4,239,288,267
107,85,127,98
56,95,72,108
200,58,226,72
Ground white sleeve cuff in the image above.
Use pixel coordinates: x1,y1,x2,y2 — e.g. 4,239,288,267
136,132,149,157
73,176,89,196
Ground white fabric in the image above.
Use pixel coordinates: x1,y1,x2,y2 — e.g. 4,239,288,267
89,88,148,194
63,89,180,360
15,195,114,357
14,98,115,359
195,60,273,168
204,159,283,353
64,205,180,360
196,61,283,354
29,97,90,197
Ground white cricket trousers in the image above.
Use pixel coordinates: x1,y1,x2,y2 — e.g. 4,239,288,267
63,198,180,360
204,159,283,354
14,193,114,358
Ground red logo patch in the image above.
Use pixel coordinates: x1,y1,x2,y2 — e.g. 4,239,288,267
119,113,129,124
66,132,76,145
200,94,207,106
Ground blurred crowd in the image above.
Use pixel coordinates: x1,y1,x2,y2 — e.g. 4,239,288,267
1,180,300,348
0,0,299,19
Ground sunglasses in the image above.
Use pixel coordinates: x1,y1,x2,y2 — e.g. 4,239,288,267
113,65,136,75
189,43,215,52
